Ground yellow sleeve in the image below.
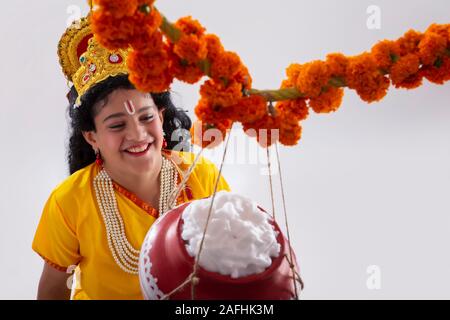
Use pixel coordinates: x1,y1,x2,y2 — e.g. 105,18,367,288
32,191,81,271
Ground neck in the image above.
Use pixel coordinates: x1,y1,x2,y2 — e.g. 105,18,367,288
103,154,163,206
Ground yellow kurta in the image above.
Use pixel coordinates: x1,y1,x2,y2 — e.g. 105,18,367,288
32,151,230,300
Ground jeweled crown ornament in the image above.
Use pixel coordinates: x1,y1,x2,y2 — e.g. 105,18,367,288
57,15,129,106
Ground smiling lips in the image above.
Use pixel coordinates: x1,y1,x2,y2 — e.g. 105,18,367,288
123,142,152,156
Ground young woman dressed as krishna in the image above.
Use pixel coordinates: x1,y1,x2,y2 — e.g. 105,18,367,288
32,15,230,300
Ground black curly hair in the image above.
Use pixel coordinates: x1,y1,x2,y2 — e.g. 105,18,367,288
67,74,192,174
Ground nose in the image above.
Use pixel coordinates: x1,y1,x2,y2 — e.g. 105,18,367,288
125,118,148,141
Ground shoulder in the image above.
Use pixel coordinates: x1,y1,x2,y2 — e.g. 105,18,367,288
49,163,97,208
37,163,97,232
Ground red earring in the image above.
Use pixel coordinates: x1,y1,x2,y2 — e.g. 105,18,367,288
95,150,103,166
162,138,168,149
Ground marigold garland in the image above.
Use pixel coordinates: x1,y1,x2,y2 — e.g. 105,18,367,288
173,16,208,64
390,54,421,88
127,48,173,93
371,40,400,72
278,116,302,147
345,53,391,103
325,53,349,79
397,30,423,56
308,86,344,114
91,2,161,51
242,114,281,148
276,98,309,122
90,1,450,148
95,0,139,19
209,51,243,82
295,60,330,98
418,31,447,66
228,95,268,123
167,43,205,84
422,56,450,84
200,79,243,108
205,34,225,61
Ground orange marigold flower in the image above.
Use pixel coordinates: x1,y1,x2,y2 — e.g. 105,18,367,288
426,24,450,45
280,78,293,89
418,31,447,66
276,98,309,121
396,29,423,56
346,53,390,103
175,16,206,37
285,63,302,86
91,8,161,51
139,4,162,26
422,56,450,84
210,51,243,83
173,34,208,64
205,34,225,61
171,62,204,84
228,95,267,123
390,53,421,88
278,116,302,146
129,69,172,93
91,11,131,50
193,98,233,148
234,64,253,90
131,27,164,52
371,40,401,71
194,98,213,120
242,114,280,148
205,34,252,88
94,0,138,19
168,47,204,84
326,53,349,78
200,79,243,108
243,110,302,147
127,49,172,92
173,17,207,64
394,72,423,89
194,97,231,124
308,86,344,113
296,60,330,98
128,48,168,76
279,68,298,93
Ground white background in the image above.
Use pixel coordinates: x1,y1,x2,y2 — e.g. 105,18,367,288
0,0,449,299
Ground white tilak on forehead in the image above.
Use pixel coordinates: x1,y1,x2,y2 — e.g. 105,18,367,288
124,100,136,115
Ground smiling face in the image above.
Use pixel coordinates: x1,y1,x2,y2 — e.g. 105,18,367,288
82,88,165,176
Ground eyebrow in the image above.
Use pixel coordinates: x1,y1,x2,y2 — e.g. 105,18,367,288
102,106,154,123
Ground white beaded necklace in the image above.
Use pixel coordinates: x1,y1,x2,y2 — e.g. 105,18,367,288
93,156,178,274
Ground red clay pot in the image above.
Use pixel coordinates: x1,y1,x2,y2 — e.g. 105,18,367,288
139,201,300,300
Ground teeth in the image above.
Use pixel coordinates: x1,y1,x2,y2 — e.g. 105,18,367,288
126,144,148,153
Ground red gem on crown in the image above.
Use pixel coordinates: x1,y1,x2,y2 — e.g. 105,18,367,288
109,54,123,64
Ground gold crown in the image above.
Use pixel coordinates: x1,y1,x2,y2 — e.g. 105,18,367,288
57,16,130,106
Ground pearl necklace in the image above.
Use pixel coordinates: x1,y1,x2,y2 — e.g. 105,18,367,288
93,157,178,274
